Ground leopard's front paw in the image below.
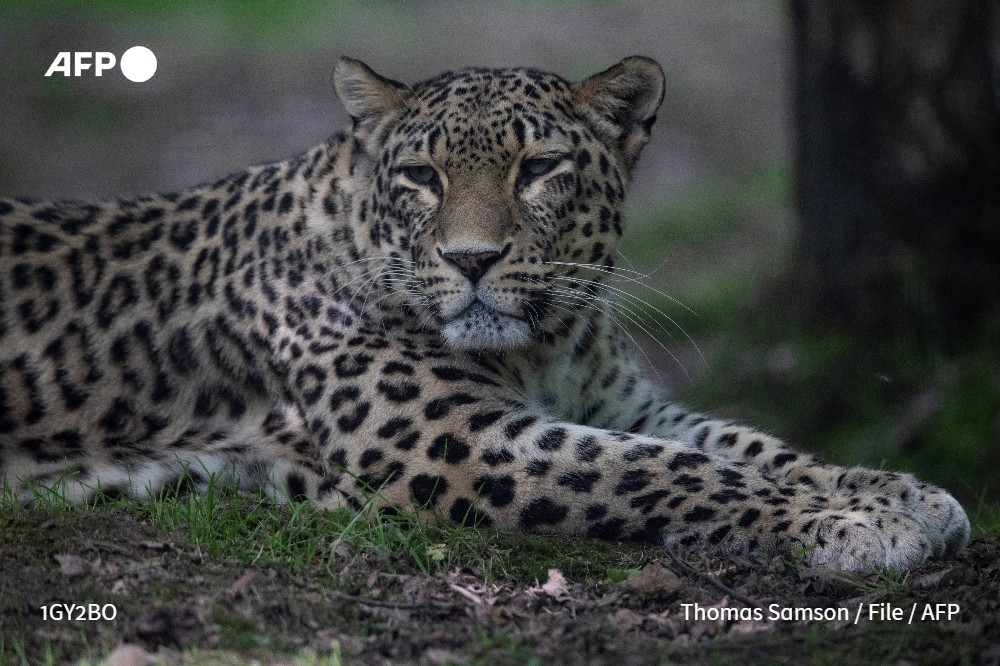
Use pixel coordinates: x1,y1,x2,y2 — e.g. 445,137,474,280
798,506,934,571
835,468,969,559
913,483,970,558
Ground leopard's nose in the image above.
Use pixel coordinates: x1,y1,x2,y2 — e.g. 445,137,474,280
438,244,510,283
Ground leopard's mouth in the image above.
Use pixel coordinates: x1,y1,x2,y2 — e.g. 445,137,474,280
440,300,532,351
458,298,516,319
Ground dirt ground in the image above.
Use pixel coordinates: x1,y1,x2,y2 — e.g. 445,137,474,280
2,509,998,665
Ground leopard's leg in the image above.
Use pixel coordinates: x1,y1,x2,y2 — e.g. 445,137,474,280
395,408,939,571
584,371,970,559
274,350,942,571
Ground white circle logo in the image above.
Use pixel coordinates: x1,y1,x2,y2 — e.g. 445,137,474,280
120,46,157,82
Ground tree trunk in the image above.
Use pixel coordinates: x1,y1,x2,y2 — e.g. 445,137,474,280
790,0,1000,346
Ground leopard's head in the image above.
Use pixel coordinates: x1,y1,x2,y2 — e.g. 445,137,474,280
334,56,664,352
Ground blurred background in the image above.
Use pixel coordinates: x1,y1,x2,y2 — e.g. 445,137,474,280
1,1,997,516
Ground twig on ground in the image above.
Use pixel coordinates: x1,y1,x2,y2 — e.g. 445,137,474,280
663,548,764,609
329,590,456,612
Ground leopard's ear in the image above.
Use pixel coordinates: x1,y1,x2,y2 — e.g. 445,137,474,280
333,57,412,140
573,56,665,171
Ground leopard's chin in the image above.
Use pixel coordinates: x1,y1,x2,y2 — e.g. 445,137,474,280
440,301,532,352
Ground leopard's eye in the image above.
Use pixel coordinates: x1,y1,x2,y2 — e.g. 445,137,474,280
401,165,438,185
520,157,559,178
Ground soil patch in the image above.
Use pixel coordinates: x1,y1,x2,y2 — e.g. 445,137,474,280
2,510,997,664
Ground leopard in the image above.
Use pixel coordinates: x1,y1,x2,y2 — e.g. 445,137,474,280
0,56,970,571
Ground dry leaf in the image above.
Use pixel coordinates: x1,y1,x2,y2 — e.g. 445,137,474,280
424,647,462,664
727,618,771,635
622,563,680,595
227,569,256,598
610,608,646,632
539,569,570,600
449,583,484,606
54,553,87,577
911,567,955,589
100,643,153,666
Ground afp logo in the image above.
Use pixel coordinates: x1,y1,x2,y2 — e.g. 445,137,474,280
45,46,157,82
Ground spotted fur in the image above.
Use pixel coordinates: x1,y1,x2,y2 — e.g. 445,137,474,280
0,57,969,570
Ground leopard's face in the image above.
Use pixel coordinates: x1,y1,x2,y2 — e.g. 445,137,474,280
336,59,664,352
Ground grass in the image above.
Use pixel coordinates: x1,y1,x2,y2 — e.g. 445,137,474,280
971,490,1000,538
2,635,50,666
0,476,511,664
76,647,345,666
1,472,650,584
469,630,543,666
0,474,652,664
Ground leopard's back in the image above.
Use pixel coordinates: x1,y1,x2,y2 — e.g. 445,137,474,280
0,145,349,499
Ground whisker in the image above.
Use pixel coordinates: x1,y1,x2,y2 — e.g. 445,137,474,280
551,276,673,335
528,275,695,381
543,260,697,316
616,247,672,281
543,263,706,369
550,291,667,385
550,276,704,369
